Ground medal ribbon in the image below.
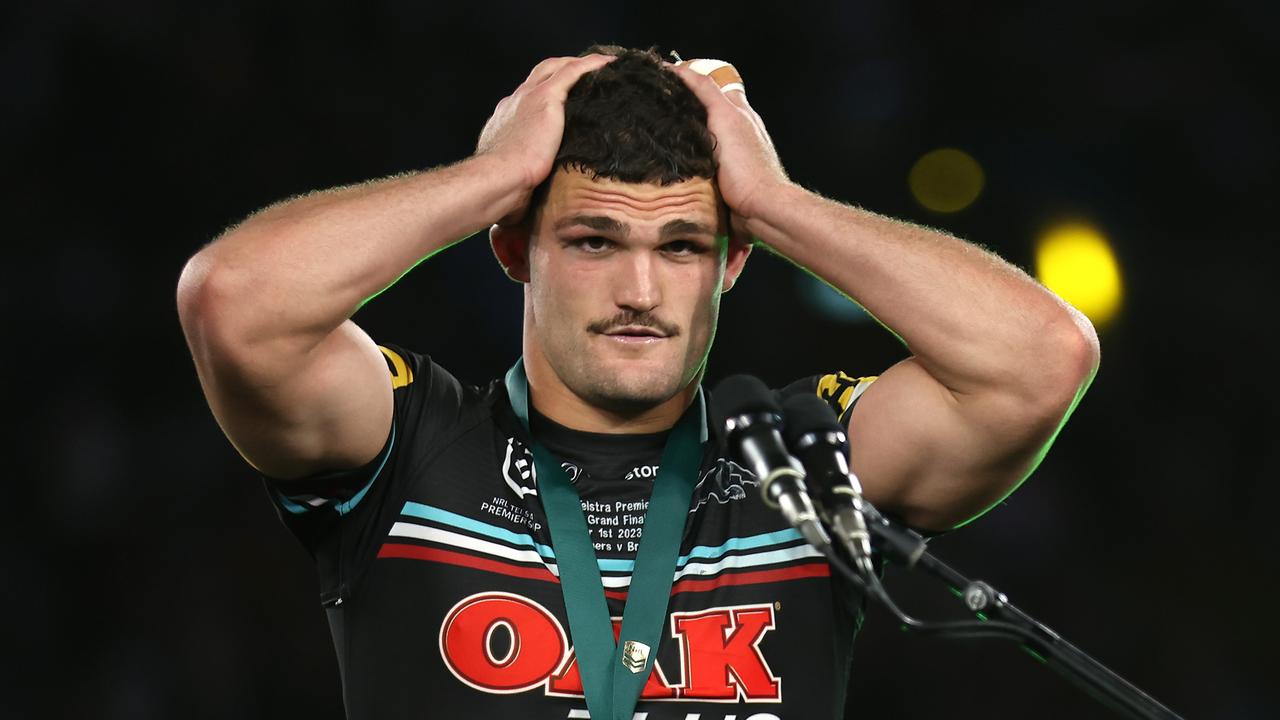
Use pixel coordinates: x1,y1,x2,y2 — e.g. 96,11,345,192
505,359,705,720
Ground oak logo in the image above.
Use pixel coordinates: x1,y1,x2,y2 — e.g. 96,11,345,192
439,592,782,702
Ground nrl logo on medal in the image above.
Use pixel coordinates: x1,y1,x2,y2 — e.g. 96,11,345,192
621,640,650,674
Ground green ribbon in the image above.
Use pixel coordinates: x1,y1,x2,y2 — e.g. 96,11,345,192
505,359,705,720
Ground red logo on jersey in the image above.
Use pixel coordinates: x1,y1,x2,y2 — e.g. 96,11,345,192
439,592,568,693
439,593,781,702
670,606,781,700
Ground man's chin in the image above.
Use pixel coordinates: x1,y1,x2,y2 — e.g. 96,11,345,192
583,383,675,416
577,373,685,417
567,346,699,415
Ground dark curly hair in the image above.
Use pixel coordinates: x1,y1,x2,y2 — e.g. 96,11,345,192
525,44,720,225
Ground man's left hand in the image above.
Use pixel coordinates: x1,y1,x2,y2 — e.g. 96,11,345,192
670,60,790,233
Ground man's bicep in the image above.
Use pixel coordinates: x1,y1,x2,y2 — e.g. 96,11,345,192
846,356,1060,533
195,319,395,481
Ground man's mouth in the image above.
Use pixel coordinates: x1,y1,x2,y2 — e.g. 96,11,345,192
599,326,670,344
604,326,665,338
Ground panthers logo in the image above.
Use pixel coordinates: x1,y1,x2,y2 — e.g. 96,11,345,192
690,458,758,511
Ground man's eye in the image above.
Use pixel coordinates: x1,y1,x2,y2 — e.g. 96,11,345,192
664,240,704,255
574,236,612,252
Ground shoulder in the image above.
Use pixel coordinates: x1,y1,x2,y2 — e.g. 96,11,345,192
778,371,878,424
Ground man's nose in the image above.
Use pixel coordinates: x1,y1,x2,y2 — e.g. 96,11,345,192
614,250,661,312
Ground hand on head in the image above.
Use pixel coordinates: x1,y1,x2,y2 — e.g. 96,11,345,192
475,53,616,227
668,58,788,230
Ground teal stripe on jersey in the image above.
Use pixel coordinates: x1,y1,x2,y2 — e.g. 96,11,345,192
676,528,805,566
274,420,396,516
398,501,806,572
334,422,395,516
277,493,310,515
400,501,570,564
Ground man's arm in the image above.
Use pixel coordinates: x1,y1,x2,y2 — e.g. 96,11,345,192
674,63,1099,533
176,54,614,481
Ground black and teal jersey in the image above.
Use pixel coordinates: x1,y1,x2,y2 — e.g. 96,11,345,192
261,342,900,720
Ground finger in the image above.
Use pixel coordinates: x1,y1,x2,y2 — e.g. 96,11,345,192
670,63,740,111
538,53,616,94
522,56,580,88
673,63,772,150
687,59,746,94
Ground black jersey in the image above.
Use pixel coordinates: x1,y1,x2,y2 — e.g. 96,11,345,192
262,343,887,720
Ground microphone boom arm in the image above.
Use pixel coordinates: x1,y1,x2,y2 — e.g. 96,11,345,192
823,504,1186,720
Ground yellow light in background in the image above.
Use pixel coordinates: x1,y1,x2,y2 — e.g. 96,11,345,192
1034,222,1124,326
908,148,985,213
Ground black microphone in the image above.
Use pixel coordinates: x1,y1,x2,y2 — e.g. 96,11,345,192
780,393,875,577
710,375,830,550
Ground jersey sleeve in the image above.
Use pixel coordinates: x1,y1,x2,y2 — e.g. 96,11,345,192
257,342,461,557
778,370,956,623
776,371,951,542
777,370,878,429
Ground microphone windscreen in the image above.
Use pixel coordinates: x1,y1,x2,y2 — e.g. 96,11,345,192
709,374,779,447
710,375,779,424
780,393,844,447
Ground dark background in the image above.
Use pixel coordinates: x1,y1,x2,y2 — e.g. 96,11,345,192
6,1,1276,718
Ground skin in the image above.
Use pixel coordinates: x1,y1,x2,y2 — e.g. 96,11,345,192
667,61,1100,531
491,167,751,434
179,51,1098,534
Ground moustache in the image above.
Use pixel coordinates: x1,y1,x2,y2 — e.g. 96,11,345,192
587,311,681,338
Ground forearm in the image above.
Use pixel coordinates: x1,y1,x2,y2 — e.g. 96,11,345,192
746,184,1098,399
181,153,523,354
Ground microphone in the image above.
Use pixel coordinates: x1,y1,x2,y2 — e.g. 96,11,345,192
710,375,830,550
780,393,875,577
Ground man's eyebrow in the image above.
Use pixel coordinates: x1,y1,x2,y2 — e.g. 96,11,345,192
660,219,717,239
554,215,628,236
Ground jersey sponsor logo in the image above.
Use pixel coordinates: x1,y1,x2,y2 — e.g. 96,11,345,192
625,464,661,481
440,592,568,694
690,459,758,511
668,605,781,702
440,593,782,703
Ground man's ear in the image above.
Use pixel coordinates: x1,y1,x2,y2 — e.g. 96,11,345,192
490,223,532,283
722,234,753,293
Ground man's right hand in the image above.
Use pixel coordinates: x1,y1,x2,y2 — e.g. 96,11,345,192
475,53,615,226
177,54,615,484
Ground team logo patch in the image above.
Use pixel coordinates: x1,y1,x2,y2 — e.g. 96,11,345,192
501,438,538,498
502,437,584,499
690,458,758,511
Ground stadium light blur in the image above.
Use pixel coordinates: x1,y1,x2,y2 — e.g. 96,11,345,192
908,148,984,213
1034,222,1124,327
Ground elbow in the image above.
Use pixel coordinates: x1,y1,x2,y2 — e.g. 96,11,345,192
1034,308,1101,418
176,250,220,343
176,250,217,324
1060,306,1101,388
176,249,264,371
177,250,241,336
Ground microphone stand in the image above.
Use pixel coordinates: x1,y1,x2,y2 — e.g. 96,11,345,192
823,506,1185,720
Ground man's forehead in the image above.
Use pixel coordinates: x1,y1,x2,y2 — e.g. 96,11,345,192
544,167,723,228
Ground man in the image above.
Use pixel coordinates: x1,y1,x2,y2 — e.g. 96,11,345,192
177,46,1099,719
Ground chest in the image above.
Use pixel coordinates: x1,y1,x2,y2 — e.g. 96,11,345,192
347,422,850,717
